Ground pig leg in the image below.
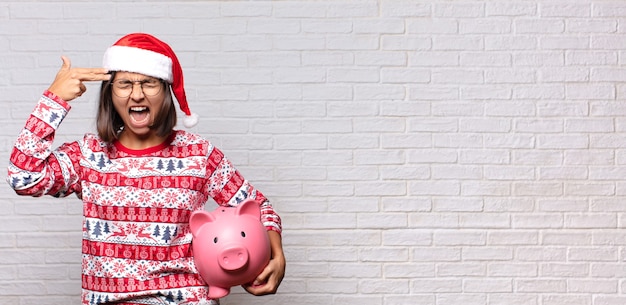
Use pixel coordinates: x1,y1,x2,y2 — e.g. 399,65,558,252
209,286,231,299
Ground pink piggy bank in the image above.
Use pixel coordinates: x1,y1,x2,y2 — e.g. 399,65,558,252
190,199,271,299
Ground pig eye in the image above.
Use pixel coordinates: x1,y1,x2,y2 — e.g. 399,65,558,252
241,231,246,238
213,237,218,243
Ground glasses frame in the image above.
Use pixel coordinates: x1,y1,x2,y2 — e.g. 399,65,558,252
110,76,165,98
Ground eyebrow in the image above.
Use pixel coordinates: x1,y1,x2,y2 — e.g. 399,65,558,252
114,78,159,83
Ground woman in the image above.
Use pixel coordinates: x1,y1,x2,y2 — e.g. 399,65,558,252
7,33,284,305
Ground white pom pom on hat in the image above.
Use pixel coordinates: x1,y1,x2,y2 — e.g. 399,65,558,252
102,33,198,128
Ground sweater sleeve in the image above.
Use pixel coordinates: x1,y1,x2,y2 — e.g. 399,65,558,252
205,145,282,235
6,91,83,198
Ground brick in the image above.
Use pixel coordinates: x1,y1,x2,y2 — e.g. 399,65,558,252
434,231,486,246
516,279,566,292
514,51,565,66
0,281,46,295
382,229,430,246
459,213,511,229
513,215,564,229
537,199,588,212
460,149,510,164
346,84,407,104
515,19,565,33
276,101,326,118
432,198,482,212
382,197,431,212
302,151,353,166
463,247,513,261
566,51,618,65
433,36,483,51
490,294,538,305
382,35,431,51
593,2,626,17
541,3,591,17
302,84,352,100
512,85,565,99
410,181,460,196
408,19,458,34
328,229,381,246
592,35,626,49
485,36,538,50
353,19,405,34
303,182,354,197
542,232,592,246
328,134,379,149
432,69,483,84
484,198,534,212
308,279,357,293
464,279,512,292
360,279,409,294
486,3,537,16
432,102,483,116
459,19,511,34
276,67,326,83
381,2,430,17
355,182,407,197
541,295,590,305
488,263,537,277
541,263,589,277
438,262,485,277
302,20,352,34
327,35,379,50
409,52,459,67
434,3,484,17
274,135,327,150
330,262,381,278
411,279,462,292
538,166,588,180
273,2,326,18
567,19,617,33
539,67,589,82
10,3,63,19
360,247,409,262
384,263,434,278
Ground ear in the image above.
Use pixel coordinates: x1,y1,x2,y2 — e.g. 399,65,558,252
235,198,261,220
189,211,216,237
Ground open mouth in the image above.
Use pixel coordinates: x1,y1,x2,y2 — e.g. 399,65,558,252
129,106,150,125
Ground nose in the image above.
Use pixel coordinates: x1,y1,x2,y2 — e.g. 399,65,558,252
218,246,249,271
129,82,145,100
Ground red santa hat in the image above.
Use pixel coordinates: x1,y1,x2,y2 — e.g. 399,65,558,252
102,33,198,128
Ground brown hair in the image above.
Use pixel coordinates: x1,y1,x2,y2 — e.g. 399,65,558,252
97,71,178,143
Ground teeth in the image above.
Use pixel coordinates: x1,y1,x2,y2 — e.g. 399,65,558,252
130,107,147,112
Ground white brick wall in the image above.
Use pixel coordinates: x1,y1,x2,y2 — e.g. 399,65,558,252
1,0,626,304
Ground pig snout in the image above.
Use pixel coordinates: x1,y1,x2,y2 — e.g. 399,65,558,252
218,246,249,271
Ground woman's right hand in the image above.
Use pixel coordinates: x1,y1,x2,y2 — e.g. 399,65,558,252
47,56,111,102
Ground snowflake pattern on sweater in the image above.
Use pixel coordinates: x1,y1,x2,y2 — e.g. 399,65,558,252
7,91,282,305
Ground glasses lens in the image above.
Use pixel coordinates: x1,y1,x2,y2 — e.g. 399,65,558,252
112,80,132,98
142,80,162,96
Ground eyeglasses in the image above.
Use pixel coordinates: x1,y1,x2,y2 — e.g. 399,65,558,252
111,78,164,98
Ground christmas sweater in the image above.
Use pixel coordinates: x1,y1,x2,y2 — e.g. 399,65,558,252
7,91,282,305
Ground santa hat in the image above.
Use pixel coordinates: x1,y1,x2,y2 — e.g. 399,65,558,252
102,33,198,128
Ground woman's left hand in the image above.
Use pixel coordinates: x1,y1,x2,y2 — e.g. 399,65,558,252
242,231,285,295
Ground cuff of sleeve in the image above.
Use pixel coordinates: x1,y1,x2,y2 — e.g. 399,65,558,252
43,90,71,111
266,226,282,235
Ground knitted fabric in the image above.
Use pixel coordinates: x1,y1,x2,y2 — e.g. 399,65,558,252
7,91,281,304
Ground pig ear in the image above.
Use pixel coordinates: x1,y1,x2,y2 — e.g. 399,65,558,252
236,199,261,220
189,211,216,237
